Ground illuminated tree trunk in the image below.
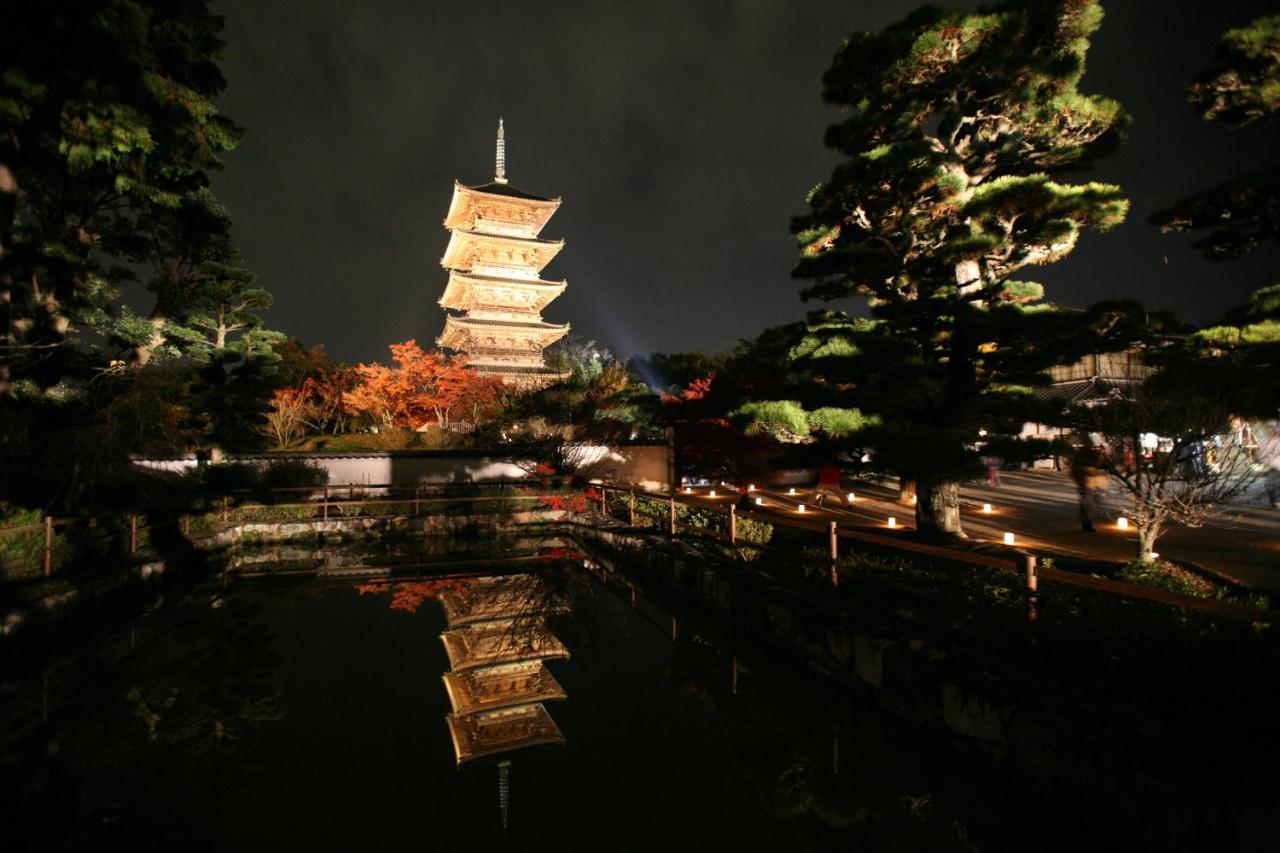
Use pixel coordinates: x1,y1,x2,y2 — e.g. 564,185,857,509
916,480,963,538
1136,520,1161,563
898,479,916,505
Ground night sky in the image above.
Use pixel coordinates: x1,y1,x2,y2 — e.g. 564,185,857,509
210,0,1280,365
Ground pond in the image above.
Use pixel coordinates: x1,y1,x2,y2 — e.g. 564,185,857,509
3,537,1120,851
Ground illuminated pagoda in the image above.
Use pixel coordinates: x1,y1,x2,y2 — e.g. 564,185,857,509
436,119,570,389
438,574,570,765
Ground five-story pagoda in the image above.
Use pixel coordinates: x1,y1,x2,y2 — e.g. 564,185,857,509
436,120,570,388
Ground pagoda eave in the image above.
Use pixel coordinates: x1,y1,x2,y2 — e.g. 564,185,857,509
437,271,567,313
440,229,565,273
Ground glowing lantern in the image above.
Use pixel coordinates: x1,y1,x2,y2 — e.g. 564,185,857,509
887,517,897,528
683,487,692,494
1116,517,1129,530
748,484,756,492
1003,532,1015,545
847,492,856,503
788,487,797,496
708,490,717,498
754,497,763,506
982,503,992,513
797,504,806,513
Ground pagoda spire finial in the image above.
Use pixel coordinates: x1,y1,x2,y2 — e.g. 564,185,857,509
494,117,507,184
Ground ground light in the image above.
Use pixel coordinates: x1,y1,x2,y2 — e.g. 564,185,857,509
847,492,856,502
797,504,806,513
684,487,692,494
1117,517,1129,530
755,497,763,506
1003,532,1015,545
887,517,897,528
788,487,796,495
748,484,756,491
708,490,717,498
982,503,992,513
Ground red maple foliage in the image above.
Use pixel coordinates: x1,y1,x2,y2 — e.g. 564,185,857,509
536,545,583,563
540,493,588,513
659,371,715,404
342,340,501,430
355,577,472,613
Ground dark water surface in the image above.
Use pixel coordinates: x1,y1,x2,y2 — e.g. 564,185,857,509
3,545,1114,852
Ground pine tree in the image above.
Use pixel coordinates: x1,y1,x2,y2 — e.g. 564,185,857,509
1150,15,1279,410
0,1,278,499
790,0,1129,536
1,0,251,395
1151,15,1279,260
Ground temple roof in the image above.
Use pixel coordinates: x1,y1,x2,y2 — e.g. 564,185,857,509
462,181,557,203
443,662,567,715
441,623,570,671
475,364,573,377
446,315,569,331
444,182,562,236
446,269,567,289
438,270,567,313
446,703,564,765
440,228,566,273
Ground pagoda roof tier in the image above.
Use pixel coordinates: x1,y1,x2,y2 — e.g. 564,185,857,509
444,181,562,237
442,661,567,716
440,584,568,628
446,703,564,765
437,314,569,353
440,622,570,672
438,270,567,313
474,365,572,390
440,229,564,274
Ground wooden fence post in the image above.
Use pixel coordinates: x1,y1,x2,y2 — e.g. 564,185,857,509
669,493,676,538
1025,555,1038,624
629,490,636,526
729,505,737,546
129,514,138,554
830,521,839,587
43,515,52,577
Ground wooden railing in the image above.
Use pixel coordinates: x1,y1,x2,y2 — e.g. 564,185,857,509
0,481,561,581
590,483,1273,625
5,477,1269,625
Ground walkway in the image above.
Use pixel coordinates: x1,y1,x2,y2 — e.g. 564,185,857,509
679,471,1280,594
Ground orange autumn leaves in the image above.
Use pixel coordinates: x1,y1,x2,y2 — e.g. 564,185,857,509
355,577,471,613
342,340,503,431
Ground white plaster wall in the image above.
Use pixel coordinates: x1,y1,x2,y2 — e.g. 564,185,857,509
132,443,673,489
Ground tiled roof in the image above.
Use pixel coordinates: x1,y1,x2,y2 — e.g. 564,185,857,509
452,316,568,331
450,270,566,288
464,181,552,202
1034,377,1141,403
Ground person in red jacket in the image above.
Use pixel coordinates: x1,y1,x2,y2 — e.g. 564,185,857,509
812,462,844,507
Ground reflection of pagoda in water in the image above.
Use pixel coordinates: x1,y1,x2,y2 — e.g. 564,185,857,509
438,574,570,765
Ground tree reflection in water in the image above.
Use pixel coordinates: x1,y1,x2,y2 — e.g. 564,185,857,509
3,588,283,846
